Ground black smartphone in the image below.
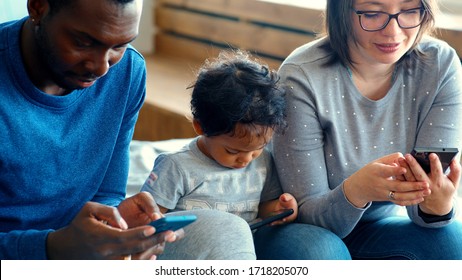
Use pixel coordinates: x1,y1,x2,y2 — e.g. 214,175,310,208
411,147,459,173
150,215,197,233
249,209,294,230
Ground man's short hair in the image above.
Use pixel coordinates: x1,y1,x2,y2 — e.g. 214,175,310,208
47,0,134,15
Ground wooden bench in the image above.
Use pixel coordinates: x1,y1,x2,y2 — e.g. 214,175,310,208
133,0,462,141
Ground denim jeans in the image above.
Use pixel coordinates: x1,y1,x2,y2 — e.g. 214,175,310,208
253,223,352,260
343,216,462,260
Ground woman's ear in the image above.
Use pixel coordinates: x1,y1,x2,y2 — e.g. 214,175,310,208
192,119,204,135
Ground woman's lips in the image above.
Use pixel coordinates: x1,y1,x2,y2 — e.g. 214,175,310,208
375,43,400,53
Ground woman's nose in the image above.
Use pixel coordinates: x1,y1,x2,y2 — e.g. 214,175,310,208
381,17,402,36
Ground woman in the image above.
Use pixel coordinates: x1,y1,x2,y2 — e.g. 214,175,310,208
273,0,462,259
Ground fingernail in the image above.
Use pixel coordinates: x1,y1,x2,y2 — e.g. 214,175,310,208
153,213,163,220
144,227,155,236
166,232,177,242
120,218,128,230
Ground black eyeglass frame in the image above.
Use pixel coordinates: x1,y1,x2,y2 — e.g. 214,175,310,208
353,7,427,32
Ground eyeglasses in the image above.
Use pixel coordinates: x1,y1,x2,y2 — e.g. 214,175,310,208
353,7,426,32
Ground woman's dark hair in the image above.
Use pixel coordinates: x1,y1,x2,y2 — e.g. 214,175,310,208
190,50,287,138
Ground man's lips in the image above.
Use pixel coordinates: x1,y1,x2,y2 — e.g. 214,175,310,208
70,73,98,87
75,77,97,87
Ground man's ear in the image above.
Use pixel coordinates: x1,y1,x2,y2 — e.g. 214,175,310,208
27,0,50,24
192,119,204,136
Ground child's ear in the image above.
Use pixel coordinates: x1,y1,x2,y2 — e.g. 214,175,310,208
192,119,204,135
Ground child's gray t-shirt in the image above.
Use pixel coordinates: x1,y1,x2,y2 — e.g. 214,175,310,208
141,137,283,223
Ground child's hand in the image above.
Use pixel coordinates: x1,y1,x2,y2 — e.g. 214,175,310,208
271,193,298,225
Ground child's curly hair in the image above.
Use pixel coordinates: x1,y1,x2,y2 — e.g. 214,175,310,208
190,49,287,138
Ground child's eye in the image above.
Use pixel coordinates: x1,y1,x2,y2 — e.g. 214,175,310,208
226,149,239,155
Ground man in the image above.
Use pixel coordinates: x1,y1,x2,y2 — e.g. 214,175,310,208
1,0,258,260
0,0,177,260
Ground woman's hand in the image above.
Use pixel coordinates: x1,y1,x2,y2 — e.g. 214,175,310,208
399,153,461,216
343,153,430,208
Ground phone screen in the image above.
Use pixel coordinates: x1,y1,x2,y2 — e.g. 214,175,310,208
150,215,197,233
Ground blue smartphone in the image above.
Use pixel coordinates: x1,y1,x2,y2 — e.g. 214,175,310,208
150,215,197,233
249,209,294,230
411,147,459,173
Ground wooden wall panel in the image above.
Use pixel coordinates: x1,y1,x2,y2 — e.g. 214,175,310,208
158,0,325,32
155,0,322,66
154,32,284,70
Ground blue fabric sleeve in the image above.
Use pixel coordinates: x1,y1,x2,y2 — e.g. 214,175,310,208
0,230,52,260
